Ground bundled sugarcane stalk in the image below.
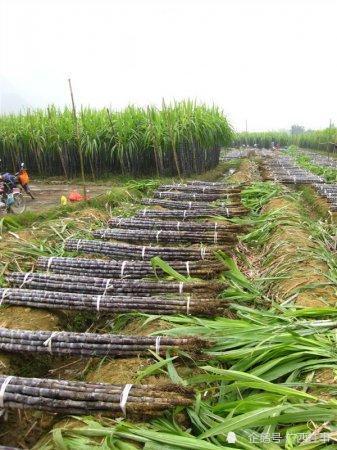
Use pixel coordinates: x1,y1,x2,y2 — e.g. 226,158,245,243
142,199,245,210
107,217,245,233
65,239,222,261
157,183,242,194
0,375,194,415
153,191,240,202
0,288,225,316
0,328,209,357
6,273,225,296
37,256,224,279
136,207,246,219
186,180,240,187
92,228,237,245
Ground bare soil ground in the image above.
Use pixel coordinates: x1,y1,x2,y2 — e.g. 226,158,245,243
24,182,110,212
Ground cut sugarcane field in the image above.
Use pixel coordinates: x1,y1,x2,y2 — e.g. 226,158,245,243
1,0,337,448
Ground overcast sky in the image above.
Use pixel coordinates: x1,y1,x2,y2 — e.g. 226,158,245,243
0,0,336,131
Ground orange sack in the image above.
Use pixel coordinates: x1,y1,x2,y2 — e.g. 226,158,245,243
68,191,84,202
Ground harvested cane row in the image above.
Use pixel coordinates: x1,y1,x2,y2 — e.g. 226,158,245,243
156,183,242,194
0,288,224,316
261,156,324,184
0,179,243,422
6,272,225,296
0,375,193,415
108,217,245,232
136,208,245,219
0,328,208,358
65,239,222,261
92,228,237,245
153,191,240,202
142,198,245,211
37,256,224,279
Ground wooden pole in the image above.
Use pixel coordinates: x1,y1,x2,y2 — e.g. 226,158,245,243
68,78,87,200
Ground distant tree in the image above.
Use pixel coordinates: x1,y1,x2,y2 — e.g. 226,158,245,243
290,124,305,135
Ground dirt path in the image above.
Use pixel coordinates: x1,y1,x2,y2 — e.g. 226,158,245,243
24,182,109,212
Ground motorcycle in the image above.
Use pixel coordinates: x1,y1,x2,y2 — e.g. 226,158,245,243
0,173,26,214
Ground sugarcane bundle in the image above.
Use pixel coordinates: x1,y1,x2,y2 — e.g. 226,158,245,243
142,199,245,210
108,218,245,233
0,375,194,415
186,180,234,186
0,328,209,357
0,288,225,316
153,191,240,202
137,207,247,219
37,256,224,279
7,272,225,296
92,228,237,245
157,183,242,194
65,239,222,261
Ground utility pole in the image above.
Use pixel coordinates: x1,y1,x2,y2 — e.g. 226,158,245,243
68,78,87,200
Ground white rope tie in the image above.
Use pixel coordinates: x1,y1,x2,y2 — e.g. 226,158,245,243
96,295,102,312
188,201,192,209
120,261,127,278
200,246,207,260
185,261,190,277
76,239,82,251
19,272,33,288
103,279,113,296
214,231,218,244
202,187,205,193
0,376,13,408
226,207,229,217
156,230,162,243
120,384,133,416
176,221,180,231
214,222,218,231
183,210,187,219
179,282,184,294
117,218,122,226
0,289,10,306
141,246,146,260
142,208,147,217
43,332,60,354
193,194,196,200
186,295,191,315
159,192,162,198
46,257,54,273
155,336,161,355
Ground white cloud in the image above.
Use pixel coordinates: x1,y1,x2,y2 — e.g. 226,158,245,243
1,0,336,131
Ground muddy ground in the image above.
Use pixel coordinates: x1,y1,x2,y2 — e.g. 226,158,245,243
21,182,110,213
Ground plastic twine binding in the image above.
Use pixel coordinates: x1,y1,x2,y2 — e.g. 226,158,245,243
188,201,192,209
120,384,133,416
214,231,218,244
76,239,82,251
185,261,190,277
103,279,112,296
214,222,218,231
142,208,147,217
19,272,33,288
96,295,102,312
46,257,54,273
43,332,60,354
226,207,229,217
120,261,127,278
155,336,161,355
0,376,13,409
0,289,10,306
179,282,184,294
156,230,162,243
186,295,191,315
176,221,180,231
141,246,146,260
183,210,187,219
